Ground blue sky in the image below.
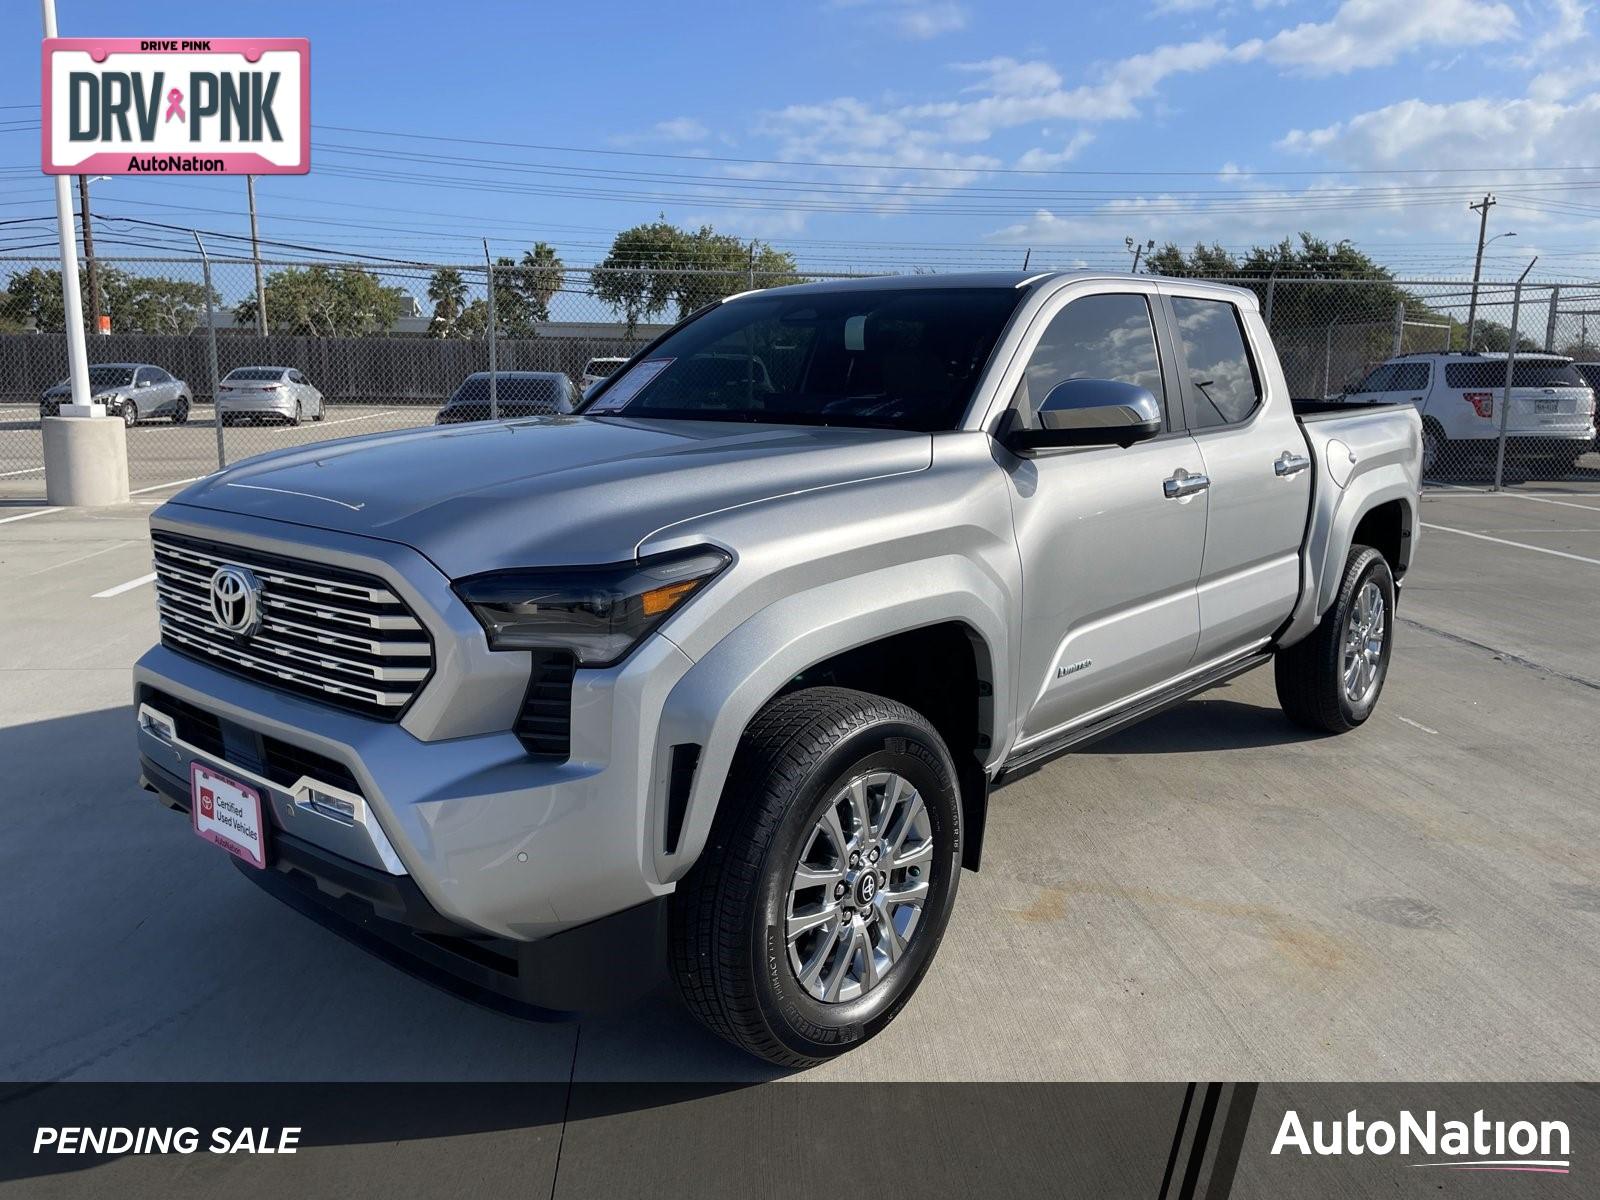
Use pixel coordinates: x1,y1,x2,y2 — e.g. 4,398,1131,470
4,0,1600,280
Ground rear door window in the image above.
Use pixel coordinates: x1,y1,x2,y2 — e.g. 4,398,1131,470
1170,297,1261,428
1390,363,1430,391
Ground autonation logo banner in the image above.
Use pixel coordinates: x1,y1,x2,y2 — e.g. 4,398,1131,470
1273,1107,1572,1175
41,38,309,175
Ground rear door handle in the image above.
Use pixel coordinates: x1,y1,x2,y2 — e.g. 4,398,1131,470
1164,470,1210,498
1274,451,1311,477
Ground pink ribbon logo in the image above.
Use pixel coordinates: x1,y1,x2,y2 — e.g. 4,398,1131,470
164,88,185,123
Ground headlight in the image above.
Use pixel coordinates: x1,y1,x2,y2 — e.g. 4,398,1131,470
454,546,730,666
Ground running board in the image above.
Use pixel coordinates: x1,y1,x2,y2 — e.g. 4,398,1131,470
993,649,1274,785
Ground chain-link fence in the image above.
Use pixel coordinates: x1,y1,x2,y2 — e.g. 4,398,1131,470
3,256,1597,498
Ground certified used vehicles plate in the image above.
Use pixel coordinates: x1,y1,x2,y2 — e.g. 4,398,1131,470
191,763,267,869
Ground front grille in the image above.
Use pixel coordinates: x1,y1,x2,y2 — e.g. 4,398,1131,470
515,650,575,759
152,532,434,720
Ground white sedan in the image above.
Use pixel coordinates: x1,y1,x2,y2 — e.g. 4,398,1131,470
217,366,326,425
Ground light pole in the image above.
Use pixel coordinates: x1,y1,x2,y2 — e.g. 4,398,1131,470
1126,236,1154,273
41,0,94,415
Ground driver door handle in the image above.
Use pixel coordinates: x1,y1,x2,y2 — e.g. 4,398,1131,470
1163,470,1210,498
1274,451,1312,477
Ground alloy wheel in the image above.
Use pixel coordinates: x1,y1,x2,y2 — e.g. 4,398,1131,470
785,770,934,1003
1342,579,1386,704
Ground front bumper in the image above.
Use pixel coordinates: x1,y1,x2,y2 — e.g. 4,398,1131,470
140,752,665,1015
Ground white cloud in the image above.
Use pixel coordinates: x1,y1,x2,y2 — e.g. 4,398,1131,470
1015,131,1096,169
830,0,968,39
895,1,968,38
653,117,709,143
1277,92,1600,167
1236,0,1519,76
1533,0,1589,52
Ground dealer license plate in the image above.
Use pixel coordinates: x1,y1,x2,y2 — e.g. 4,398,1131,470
190,762,267,870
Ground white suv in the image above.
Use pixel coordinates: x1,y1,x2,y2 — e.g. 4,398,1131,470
1344,352,1596,476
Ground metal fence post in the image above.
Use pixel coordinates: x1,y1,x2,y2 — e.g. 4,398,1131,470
1545,285,1560,353
1263,272,1277,331
1392,298,1405,356
1323,321,1335,397
484,240,498,420
1492,262,1536,490
193,232,224,471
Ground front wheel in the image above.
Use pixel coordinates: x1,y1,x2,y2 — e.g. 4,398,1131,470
122,401,138,428
171,396,189,424
670,687,962,1067
1275,545,1395,734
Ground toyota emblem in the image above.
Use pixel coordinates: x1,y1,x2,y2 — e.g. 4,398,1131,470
208,565,263,637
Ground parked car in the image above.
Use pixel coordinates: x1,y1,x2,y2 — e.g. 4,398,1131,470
1576,363,1600,447
217,367,325,426
1341,351,1596,476
40,363,192,427
580,356,630,392
135,272,1421,1066
434,371,576,424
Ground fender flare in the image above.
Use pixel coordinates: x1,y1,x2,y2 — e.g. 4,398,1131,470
648,558,1010,883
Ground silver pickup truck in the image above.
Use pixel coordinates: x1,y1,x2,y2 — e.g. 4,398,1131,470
134,272,1421,1065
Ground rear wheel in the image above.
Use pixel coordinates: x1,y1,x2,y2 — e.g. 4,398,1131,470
1275,545,1395,734
1420,419,1446,477
288,400,302,427
670,687,962,1066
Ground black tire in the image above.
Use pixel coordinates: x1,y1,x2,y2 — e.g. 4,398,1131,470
171,396,189,424
670,687,963,1067
1275,545,1395,734
1420,418,1447,477
122,401,138,428
288,400,302,427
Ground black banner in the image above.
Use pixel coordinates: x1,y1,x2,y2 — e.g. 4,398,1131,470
1,1082,1593,1198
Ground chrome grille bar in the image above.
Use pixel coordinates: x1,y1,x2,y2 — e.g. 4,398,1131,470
152,532,434,719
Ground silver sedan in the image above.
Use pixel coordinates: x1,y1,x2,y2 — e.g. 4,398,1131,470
216,366,326,425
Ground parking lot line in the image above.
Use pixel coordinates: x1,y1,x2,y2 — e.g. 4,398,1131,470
92,572,156,599
129,475,208,496
315,409,399,428
1425,487,1600,511
0,507,61,525
1421,522,1600,568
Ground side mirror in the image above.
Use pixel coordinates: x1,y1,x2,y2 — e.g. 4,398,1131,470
1005,378,1162,452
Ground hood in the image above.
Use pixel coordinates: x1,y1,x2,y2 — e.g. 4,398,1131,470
167,415,931,576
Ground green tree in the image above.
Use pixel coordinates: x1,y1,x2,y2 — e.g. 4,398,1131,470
427,267,468,337
235,265,409,336
592,221,798,333
0,265,216,333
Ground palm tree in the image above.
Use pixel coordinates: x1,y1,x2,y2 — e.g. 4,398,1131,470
517,243,565,323
427,267,468,337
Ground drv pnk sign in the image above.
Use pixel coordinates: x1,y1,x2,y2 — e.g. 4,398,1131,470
42,38,309,175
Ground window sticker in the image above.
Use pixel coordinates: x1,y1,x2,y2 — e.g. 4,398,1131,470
586,358,673,412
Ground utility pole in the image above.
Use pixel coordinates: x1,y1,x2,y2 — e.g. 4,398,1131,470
42,0,92,414
77,175,105,335
246,176,268,336
1126,236,1153,273
1466,193,1495,350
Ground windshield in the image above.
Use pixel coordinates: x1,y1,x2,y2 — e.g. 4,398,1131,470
86,366,135,388
225,368,286,381
446,375,569,410
580,287,1024,431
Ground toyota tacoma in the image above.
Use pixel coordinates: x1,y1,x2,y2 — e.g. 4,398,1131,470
134,272,1422,1065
